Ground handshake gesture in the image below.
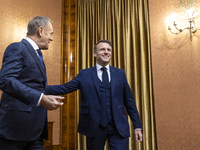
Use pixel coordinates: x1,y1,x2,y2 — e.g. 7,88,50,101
40,95,64,110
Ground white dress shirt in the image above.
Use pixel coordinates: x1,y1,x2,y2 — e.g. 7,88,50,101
96,63,111,82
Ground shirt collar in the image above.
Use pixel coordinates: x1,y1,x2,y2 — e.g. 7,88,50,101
26,37,39,50
96,63,110,71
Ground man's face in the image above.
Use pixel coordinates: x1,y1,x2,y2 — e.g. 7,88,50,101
94,42,112,66
39,22,53,50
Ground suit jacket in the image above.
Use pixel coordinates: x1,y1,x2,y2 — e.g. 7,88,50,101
47,66,142,138
0,39,48,141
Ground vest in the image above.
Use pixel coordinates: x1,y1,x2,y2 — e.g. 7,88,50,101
99,79,114,127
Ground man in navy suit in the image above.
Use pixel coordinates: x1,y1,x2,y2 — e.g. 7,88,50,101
47,39,143,150
0,16,64,150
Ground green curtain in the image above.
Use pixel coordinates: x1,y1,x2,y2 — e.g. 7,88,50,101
76,0,157,149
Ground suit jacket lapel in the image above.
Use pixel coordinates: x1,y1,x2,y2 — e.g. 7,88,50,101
21,39,46,80
91,66,101,99
43,64,47,90
110,66,116,98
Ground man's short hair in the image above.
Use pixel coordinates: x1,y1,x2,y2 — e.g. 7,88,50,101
27,16,51,36
94,39,112,52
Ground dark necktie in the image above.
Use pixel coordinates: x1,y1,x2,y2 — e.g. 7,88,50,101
37,49,44,66
100,67,110,127
101,67,109,86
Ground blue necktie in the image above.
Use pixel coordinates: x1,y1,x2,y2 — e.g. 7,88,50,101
37,49,44,66
101,67,109,86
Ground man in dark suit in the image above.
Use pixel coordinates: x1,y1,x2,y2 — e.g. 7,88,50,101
0,16,64,150
47,39,143,150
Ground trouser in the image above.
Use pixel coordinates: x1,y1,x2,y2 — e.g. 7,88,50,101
86,123,129,150
0,137,44,150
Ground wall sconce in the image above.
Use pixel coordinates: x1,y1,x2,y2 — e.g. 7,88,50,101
167,9,199,41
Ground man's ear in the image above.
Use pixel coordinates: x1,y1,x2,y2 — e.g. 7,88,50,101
38,26,43,37
93,52,97,57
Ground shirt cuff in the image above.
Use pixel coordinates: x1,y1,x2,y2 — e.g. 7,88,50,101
37,93,43,106
135,128,142,130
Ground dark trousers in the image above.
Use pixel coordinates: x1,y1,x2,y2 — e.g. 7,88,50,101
0,137,44,150
86,123,129,150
